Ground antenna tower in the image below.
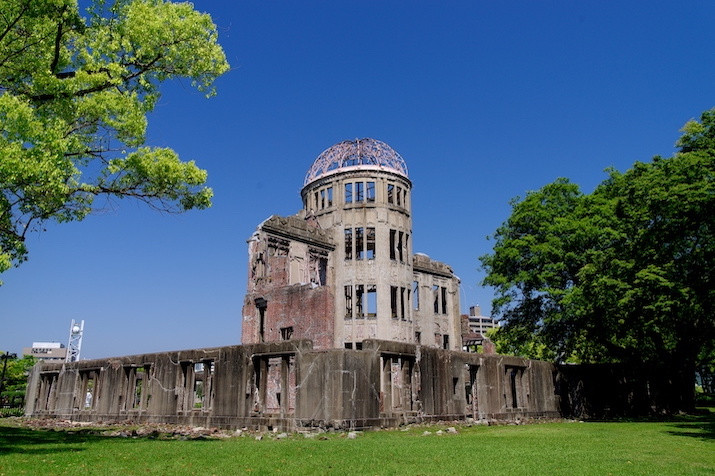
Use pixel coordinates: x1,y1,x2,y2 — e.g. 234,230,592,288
66,319,84,362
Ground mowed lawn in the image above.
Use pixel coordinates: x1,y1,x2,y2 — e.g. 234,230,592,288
0,413,713,475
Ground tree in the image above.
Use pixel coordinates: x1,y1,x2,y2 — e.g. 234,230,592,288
481,109,715,409
0,0,229,277
697,342,714,396
0,354,35,407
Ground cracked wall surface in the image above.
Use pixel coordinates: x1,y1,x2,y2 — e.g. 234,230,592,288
25,340,562,430
242,139,463,352
24,139,680,428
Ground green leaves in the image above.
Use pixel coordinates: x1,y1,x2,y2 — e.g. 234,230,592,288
481,108,715,374
0,0,229,277
100,147,213,210
676,109,715,154
0,354,36,405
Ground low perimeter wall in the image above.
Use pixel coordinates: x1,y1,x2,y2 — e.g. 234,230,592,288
25,340,560,430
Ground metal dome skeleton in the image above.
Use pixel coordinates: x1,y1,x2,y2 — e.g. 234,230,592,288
303,138,409,186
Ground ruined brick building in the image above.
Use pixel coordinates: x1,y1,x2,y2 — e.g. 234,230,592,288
242,138,461,352
32,138,677,430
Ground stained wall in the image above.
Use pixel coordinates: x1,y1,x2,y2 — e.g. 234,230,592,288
25,340,561,430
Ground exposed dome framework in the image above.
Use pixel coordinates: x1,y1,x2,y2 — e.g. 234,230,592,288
304,138,409,186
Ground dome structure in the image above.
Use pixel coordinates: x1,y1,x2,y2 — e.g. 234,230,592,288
303,138,408,186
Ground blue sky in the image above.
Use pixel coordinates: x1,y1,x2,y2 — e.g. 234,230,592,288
2,1,714,358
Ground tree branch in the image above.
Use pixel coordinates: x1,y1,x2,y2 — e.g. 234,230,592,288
49,7,67,74
0,1,29,45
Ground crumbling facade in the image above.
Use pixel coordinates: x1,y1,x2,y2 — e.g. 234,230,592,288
242,139,461,351
25,340,560,430
24,138,567,429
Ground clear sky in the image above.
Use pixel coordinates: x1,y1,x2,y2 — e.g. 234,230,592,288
2,1,714,359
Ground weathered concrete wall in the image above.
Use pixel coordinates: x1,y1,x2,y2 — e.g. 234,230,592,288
247,157,463,353
296,349,381,428
26,340,560,430
412,255,462,351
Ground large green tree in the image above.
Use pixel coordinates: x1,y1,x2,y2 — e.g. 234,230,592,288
0,354,35,407
481,109,715,407
0,0,229,276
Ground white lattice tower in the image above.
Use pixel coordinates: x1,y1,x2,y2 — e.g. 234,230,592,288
66,319,84,362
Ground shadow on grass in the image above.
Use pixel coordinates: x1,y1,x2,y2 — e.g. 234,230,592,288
579,408,715,441
0,426,99,455
0,424,224,456
665,410,715,441
0,425,182,456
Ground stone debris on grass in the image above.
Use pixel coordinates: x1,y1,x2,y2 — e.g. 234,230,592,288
9,417,565,442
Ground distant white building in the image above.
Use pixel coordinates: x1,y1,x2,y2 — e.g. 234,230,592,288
467,306,499,335
22,342,67,362
461,306,499,352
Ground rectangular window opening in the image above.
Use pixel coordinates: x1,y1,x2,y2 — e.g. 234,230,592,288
413,281,419,310
345,183,353,203
406,289,411,321
203,360,214,410
467,365,479,406
400,287,406,320
81,372,96,410
389,230,396,260
396,186,402,206
193,369,204,409
387,183,394,204
441,287,448,315
366,227,375,259
366,182,375,202
356,227,364,260
344,228,353,260
134,376,143,409
258,305,266,343
443,334,450,350
391,286,398,319
397,232,404,262
345,285,353,319
356,182,364,202
367,285,377,319
508,367,521,409
318,257,327,285
280,326,294,340
433,285,440,314
133,367,146,410
356,284,365,319
327,186,333,207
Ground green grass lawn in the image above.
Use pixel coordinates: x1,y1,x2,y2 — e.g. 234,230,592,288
0,413,712,476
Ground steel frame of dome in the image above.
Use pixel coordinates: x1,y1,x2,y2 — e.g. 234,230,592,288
303,138,409,186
